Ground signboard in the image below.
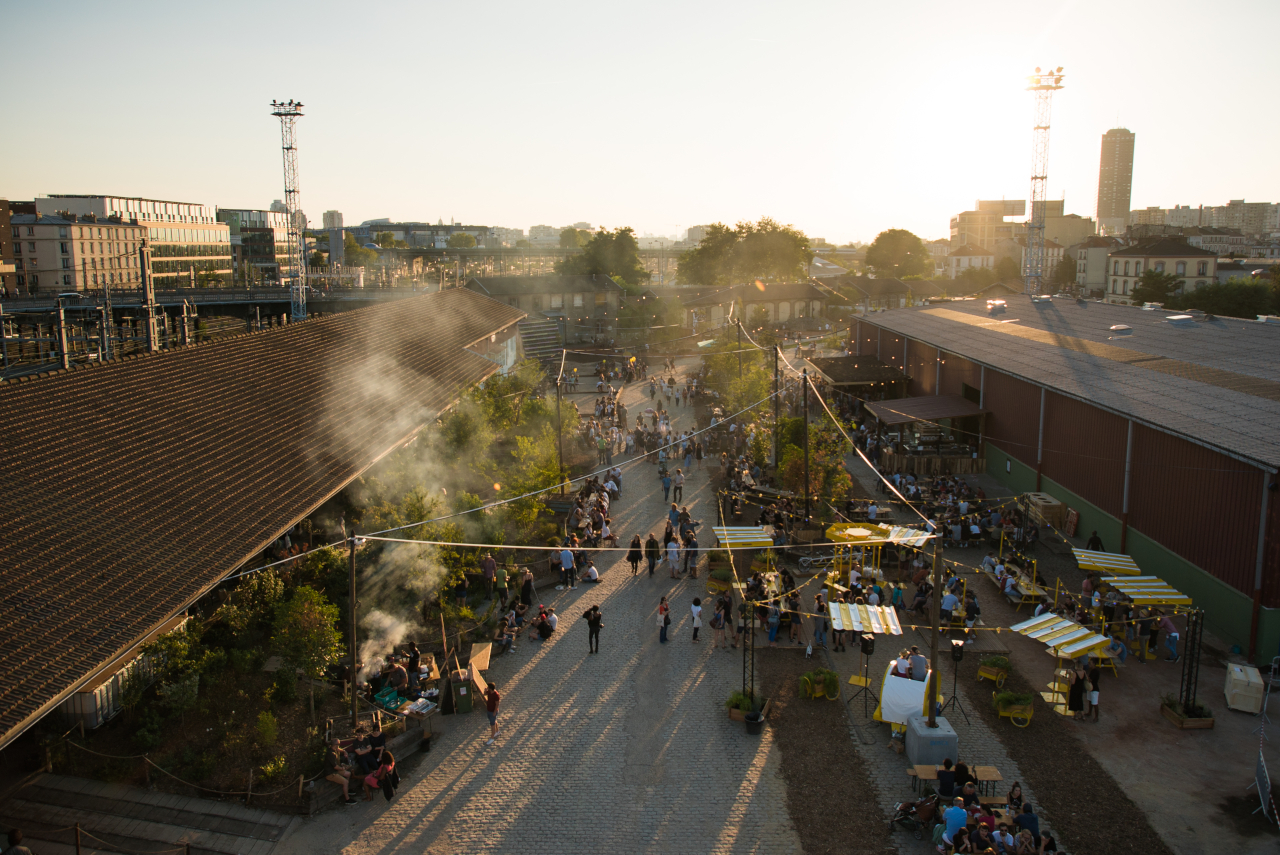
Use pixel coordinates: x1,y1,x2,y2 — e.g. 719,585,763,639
1064,508,1080,538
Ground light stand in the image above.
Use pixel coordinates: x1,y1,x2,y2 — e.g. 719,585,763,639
846,633,880,719
938,639,970,725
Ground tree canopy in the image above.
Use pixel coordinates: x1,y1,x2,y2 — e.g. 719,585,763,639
272,586,343,722
559,227,592,249
677,218,812,287
994,256,1021,281
1051,255,1077,289
374,231,408,249
343,233,379,268
865,229,929,278
447,232,477,249
1130,269,1182,305
555,227,650,288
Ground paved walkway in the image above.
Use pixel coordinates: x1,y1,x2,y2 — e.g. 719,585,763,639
278,359,801,855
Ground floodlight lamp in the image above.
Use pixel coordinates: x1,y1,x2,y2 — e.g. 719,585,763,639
1034,66,1041,73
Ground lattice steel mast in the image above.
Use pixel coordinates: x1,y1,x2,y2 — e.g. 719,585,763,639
271,99,307,320
1024,68,1064,295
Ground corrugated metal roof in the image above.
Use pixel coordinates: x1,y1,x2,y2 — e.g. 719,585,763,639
864,296,1280,470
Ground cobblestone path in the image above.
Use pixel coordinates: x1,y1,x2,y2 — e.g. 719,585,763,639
278,358,802,855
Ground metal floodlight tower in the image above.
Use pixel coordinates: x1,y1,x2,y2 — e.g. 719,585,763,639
1024,67,1064,295
270,99,307,320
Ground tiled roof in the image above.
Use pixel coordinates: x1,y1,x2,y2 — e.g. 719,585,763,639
679,282,828,308
948,244,994,257
0,288,525,749
1110,238,1215,258
862,296,1280,469
466,274,624,296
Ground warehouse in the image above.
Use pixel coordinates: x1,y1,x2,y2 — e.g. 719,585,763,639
852,296,1280,661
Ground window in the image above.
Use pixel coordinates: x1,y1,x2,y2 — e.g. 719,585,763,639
550,294,563,309
1111,277,1117,292
27,242,35,252
30,274,38,287
532,296,542,311
1134,261,1142,275
26,227,33,236
1122,279,1128,293
1155,261,1165,272
1195,280,1206,288
61,258,70,269
60,242,69,254
58,227,68,239
1123,261,1129,275
1176,261,1186,275
573,293,584,307
1197,261,1208,275
80,242,85,254
1113,260,1119,274
13,259,22,270
16,275,24,287
595,292,607,307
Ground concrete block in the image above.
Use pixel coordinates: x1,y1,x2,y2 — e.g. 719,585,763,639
904,714,958,767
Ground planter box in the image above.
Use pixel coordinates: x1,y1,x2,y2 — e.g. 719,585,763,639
728,697,771,722
1161,703,1215,730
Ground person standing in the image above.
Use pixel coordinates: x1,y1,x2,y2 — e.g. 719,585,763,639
683,532,699,578
520,566,535,608
484,682,502,745
1159,612,1181,663
1087,660,1102,722
480,552,497,600
673,468,685,504
658,596,670,643
690,597,703,643
666,535,681,579
627,535,643,576
812,595,828,649
560,545,577,590
494,562,509,608
583,604,604,654
712,600,728,648
645,533,660,576
661,471,672,502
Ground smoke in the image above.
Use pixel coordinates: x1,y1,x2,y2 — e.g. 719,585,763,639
358,609,410,681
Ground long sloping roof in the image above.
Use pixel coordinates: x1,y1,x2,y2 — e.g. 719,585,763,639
680,282,828,308
862,296,1280,469
807,356,907,385
0,288,524,749
866,394,987,426
466,274,623,296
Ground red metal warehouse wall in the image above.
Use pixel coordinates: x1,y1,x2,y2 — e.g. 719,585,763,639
980,369,1041,468
1040,392,1128,518
938,354,983,399
906,339,938,395
853,322,877,358
1127,423,1265,598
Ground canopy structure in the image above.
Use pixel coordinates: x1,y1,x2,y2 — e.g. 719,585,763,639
1072,548,1141,576
865,394,987,427
874,662,943,728
828,601,903,636
713,526,774,549
1010,613,1111,658
1102,576,1193,606
826,522,934,548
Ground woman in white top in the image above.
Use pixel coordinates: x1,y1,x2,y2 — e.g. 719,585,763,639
666,538,681,578
690,598,703,643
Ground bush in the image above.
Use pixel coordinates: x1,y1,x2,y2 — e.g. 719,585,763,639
710,567,734,582
800,668,840,699
1161,693,1213,719
725,690,754,713
256,710,278,747
707,549,731,565
993,691,1034,709
980,655,1010,671
259,754,288,783
270,669,298,706
132,710,163,752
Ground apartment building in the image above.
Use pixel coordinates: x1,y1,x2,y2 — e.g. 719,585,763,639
1096,128,1135,234
10,213,146,293
1105,238,1216,304
1071,235,1121,294
946,243,995,277
322,210,343,230
0,200,15,296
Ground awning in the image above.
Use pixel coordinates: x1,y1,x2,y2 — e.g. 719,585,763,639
866,394,987,427
1072,548,1141,576
826,522,934,547
1010,613,1110,656
713,526,774,549
827,601,903,635
1103,576,1193,606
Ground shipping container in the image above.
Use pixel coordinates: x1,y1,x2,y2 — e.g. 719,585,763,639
1040,392,1128,517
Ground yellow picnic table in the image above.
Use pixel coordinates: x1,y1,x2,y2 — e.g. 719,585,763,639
1072,548,1141,576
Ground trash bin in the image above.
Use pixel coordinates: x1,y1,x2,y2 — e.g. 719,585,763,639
744,712,764,735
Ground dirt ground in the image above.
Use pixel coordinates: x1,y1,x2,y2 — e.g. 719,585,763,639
758,648,891,855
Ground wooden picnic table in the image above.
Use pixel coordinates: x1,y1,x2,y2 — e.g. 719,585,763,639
974,765,1003,796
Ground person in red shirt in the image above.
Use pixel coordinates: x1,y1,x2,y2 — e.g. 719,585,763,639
484,682,502,745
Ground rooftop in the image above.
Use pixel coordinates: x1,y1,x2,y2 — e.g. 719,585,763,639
861,296,1280,469
1110,238,1216,258
806,355,907,386
0,288,525,750
466,274,624,297
679,282,828,308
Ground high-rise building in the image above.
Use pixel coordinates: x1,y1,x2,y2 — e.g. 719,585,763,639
1096,128,1136,234
217,208,294,284
0,200,15,296
322,210,343,230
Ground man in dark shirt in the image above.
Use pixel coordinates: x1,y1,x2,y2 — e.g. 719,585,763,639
1014,804,1040,839
1085,531,1104,552
583,604,604,654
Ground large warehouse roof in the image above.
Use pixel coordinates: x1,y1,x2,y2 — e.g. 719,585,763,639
0,288,525,750
860,296,1280,470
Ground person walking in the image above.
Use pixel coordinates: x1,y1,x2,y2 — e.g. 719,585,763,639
666,535,681,579
1159,612,1181,663
484,682,502,745
672,468,685,504
661,471,672,502
658,596,670,643
626,535,642,576
583,604,604,654
683,531,699,578
690,597,703,643
645,533,660,576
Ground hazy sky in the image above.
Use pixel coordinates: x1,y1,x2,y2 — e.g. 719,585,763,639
5,1,1278,244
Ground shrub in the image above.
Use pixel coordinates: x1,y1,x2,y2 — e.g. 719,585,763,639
993,691,1034,709
132,711,163,752
980,655,1010,671
800,668,840,699
256,710,278,747
270,669,298,706
259,754,288,783
725,690,754,713
710,567,734,582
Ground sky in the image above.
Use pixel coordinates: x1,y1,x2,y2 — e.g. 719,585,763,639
4,0,1278,244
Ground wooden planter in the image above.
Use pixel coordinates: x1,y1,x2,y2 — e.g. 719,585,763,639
1161,703,1215,730
976,665,1008,688
728,697,771,722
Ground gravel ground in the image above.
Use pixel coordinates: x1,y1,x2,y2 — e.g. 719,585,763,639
758,649,892,855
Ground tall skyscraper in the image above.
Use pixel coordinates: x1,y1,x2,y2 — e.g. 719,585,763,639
1096,128,1135,234
323,210,343,230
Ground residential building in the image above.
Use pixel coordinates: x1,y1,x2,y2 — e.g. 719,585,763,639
322,210,343,230
1070,235,1121,294
927,238,951,277
945,243,995,277
572,222,592,230
1042,214,1097,249
217,208,293,285
1,200,15,296
1105,238,1216,304
349,221,494,249
466,274,624,337
10,213,146,293
36,195,232,286
1186,228,1248,256
680,282,828,326
994,237,1064,278
1096,128,1135,234
686,225,712,244
528,224,561,245
950,200,1024,249
493,227,525,246
1129,201,1279,237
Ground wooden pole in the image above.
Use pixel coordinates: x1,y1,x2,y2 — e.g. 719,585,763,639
75,822,81,855
298,773,305,798
349,536,359,728
927,532,943,728
246,767,254,806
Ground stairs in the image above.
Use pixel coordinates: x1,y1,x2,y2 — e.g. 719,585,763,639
0,773,294,855
519,315,564,363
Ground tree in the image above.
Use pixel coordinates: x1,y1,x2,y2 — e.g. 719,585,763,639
447,232,477,249
272,586,344,723
1175,278,1277,319
344,233,378,268
515,239,532,248
309,251,326,267
559,227,592,249
1131,269,1181,305
747,305,772,331
865,229,929,278
994,256,1021,281
1051,255,1078,288
555,227,650,288
958,266,997,289
676,218,812,287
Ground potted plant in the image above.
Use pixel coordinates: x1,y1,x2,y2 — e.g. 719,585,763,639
1160,693,1215,730
976,655,1010,688
799,668,841,700
992,690,1035,728
707,549,732,573
725,691,771,722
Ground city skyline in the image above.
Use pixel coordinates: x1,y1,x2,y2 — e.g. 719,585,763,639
4,1,1278,245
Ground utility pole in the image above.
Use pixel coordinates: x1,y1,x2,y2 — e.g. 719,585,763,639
555,373,565,494
926,530,943,727
348,536,359,728
802,368,811,522
1024,67,1065,295
736,319,742,379
55,298,70,370
270,99,308,320
772,345,780,466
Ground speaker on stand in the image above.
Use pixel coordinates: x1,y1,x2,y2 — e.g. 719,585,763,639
939,638,970,724
847,633,880,719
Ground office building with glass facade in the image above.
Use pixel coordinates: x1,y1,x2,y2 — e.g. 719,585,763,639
217,208,293,285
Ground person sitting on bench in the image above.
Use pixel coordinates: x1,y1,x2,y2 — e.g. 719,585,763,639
582,561,602,583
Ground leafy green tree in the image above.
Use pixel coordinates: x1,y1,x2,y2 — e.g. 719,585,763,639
865,229,929,278
515,239,532,248
559,227,592,249
344,233,379,268
447,232,477,249
747,305,772,330
958,266,997,289
994,256,1021,281
1131,269,1182,305
1051,255,1077,288
555,227,650,288
677,219,811,287
309,251,326,267
1174,278,1277,319
272,586,344,723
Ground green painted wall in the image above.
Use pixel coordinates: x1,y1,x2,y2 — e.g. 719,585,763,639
983,442,1280,663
